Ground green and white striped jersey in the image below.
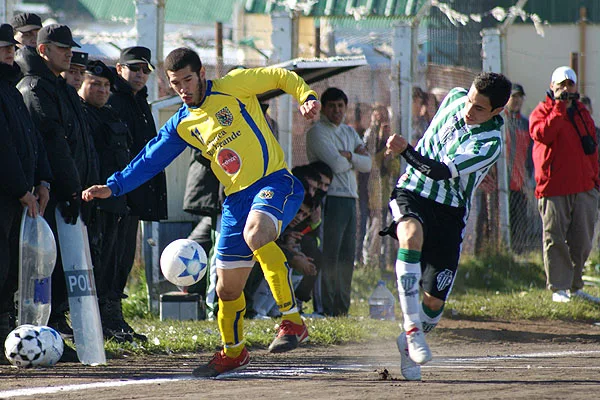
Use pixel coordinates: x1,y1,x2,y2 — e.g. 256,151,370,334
398,87,503,214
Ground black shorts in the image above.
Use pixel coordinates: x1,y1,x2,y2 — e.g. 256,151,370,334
387,188,466,301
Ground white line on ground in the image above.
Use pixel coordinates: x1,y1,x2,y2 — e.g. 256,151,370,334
439,349,600,363
0,377,192,398
2,349,599,397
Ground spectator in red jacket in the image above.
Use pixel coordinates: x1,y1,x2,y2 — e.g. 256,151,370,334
529,66,599,303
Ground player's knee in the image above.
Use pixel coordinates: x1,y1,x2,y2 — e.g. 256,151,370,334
244,222,276,251
396,218,423,249
216,285,242,301
423,293,444,311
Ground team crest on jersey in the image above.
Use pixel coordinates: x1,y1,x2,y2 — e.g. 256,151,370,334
215,107,233,126
436,269,454,292
258,189,274,199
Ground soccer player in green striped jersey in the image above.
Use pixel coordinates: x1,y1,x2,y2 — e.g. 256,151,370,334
383,72,511,380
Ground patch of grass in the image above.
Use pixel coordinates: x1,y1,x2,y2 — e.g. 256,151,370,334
453,251,546,292
112,249,600,357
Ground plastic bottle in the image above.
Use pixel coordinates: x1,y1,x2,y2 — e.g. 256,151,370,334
368,280,396,320
18,210,57,326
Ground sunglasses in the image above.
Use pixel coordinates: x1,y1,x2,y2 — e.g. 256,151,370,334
124,64,151,74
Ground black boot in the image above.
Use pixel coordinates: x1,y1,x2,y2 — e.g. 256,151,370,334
58,342,79,363
0,312,11,365
48,311,74,339
99,299,133,344
110,299,147,342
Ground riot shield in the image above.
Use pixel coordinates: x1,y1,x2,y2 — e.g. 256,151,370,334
18,207,57,326
55,208,106,365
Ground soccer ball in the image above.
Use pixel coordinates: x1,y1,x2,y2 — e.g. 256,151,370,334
160,239,208,286
4,325,45,367
36,326,64,366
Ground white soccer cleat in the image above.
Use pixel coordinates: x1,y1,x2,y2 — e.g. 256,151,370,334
552,290,570,303
396,332,421,381
405,327,432,365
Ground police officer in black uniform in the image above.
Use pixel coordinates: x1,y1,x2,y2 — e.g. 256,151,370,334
107,47,167,340
16,24,98,340
78,60,139,342
0,23,52,363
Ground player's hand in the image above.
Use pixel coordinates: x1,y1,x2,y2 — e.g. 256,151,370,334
385,134,408,156
286,231,304,242
309,205,321,224
82,185,112,201
34,184,50,216
19,191,39,218
300,100,321,120
479,167,497,193
339,150,352,161
354,144,368,156
291,253,317,276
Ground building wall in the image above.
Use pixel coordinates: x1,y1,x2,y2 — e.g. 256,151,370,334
504,24,600,121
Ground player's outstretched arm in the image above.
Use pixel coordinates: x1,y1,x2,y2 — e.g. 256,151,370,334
82,185,112,201
300,100,321,120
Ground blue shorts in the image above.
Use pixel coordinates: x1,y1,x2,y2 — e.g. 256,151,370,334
216,169,304,268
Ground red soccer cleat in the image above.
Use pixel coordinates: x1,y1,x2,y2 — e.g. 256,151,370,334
268,319,309,353
192,347,250,377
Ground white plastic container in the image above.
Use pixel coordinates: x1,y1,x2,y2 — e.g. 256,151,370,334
368,280,396,320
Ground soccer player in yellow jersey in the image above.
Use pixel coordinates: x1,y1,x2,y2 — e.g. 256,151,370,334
82,47,321,377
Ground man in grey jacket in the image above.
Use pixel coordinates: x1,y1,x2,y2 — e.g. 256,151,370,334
306,87,372,316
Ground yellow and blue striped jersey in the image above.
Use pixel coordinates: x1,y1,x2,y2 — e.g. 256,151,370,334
107,67,317,197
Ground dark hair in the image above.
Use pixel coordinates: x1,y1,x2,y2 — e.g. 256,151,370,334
164,47,202,74
473,72,512,110
321,87,348,107
292,165,321,193
413,87,427,104
308,161,333,182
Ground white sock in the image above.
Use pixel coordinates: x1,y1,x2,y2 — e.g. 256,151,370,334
396,260,421,332
419,303,443,333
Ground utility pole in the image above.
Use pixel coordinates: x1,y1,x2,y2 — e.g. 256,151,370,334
482,28,510,251
391,23,412,173
271,12,294,165
216,22,224,78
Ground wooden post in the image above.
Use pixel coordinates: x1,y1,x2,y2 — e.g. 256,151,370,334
578,6,586,94
215,22,224,78
482,28,510,251
315,21,321,58
570,52,579,81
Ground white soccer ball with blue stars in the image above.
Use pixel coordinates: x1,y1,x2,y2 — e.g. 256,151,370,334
36,326,64,366
160,239,208,286
4,325,45,367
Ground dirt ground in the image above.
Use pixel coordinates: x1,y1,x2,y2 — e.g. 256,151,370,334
2,318,600,400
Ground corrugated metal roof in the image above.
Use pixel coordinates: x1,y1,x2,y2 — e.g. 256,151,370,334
326,15,413,29
74,0,237,24
245,0,428,17
42,0,600,24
